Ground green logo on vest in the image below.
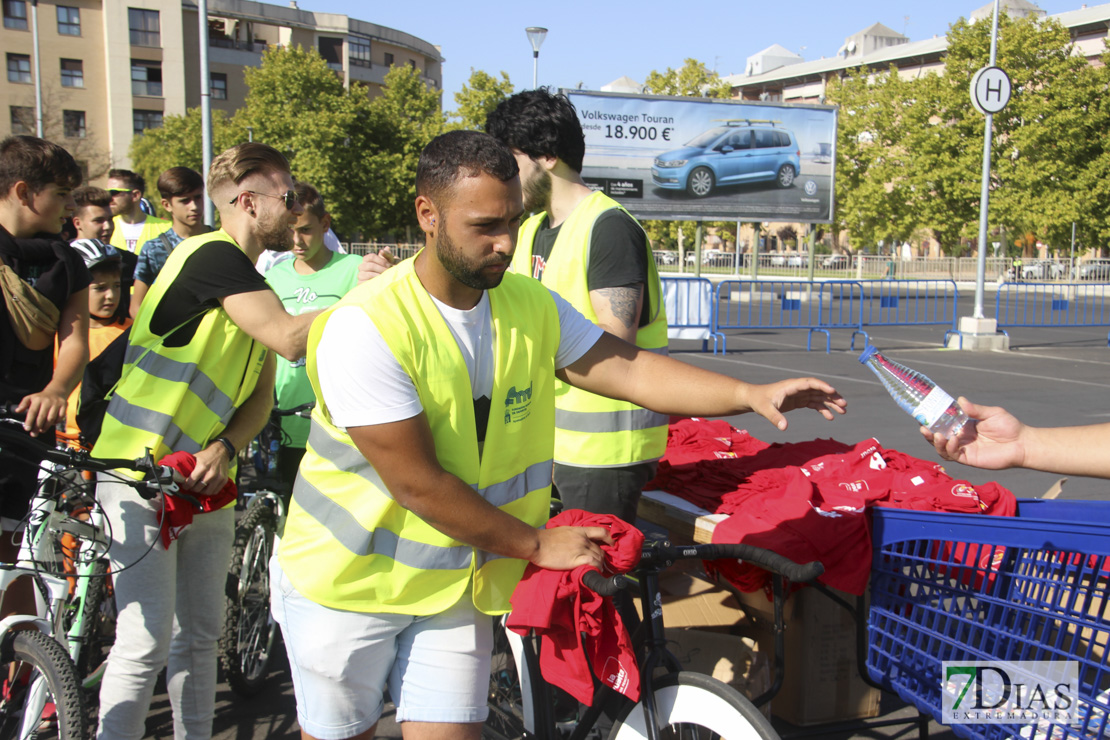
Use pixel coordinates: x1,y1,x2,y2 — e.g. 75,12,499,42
504,382,533,424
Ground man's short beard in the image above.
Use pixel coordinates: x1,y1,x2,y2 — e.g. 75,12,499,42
436,217,509,291
258,210,293,252
522,167,552,214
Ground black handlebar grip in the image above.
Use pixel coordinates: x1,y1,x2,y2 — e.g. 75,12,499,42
699,543,825,584
580,570,628,596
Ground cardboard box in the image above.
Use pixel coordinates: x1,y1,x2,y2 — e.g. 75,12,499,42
639,570,749,630
664,627,771,719
736,585,880,727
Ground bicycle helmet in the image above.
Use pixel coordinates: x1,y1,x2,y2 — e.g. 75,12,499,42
70,239,122,271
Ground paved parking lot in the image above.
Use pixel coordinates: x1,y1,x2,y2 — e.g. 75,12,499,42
142,320,1109,739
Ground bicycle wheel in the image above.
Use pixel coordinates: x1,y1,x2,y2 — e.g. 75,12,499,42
220,498,278,696
0,629,88,740
52,559,115,685
609,672,777,740
484,616,525,740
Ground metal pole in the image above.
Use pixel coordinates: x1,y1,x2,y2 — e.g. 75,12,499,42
30,0,43,137
973,0,1001,319
199,0,214,225
1070,221,1076,276
532,51,538,89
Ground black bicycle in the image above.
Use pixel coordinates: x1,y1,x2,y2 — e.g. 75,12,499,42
485,536,823,740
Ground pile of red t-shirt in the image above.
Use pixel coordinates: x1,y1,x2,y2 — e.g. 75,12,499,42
646,418,1016,596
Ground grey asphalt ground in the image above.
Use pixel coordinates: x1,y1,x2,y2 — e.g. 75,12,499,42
143,317,1109,740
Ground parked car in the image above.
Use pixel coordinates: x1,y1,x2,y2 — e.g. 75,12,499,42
1078,262,1110,281
785,254,805,267
822,254,849,268
654,250,677,265
769,254,786,267
651,120,802,198
1020,260,1065,280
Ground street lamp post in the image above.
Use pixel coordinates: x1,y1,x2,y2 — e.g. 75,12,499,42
525,27,547,89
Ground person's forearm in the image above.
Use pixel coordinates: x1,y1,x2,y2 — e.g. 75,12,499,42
1021,423,1110,478
566,333,752,417
275,310,322,362
47,293,91,397
213,354,274,453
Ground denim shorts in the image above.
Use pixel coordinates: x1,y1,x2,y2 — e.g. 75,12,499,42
270,557,493,739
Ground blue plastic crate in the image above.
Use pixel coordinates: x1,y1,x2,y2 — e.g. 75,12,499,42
868,500,1110,740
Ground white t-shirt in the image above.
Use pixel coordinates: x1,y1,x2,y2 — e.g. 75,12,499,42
317,288,603,430
119,220,145,253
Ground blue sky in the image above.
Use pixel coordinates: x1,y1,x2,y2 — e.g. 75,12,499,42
304,0,1083,108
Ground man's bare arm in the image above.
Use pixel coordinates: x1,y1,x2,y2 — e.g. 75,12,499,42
559,332,845,431
589,283,644,343
221,289,321,362
129,280,149,319
347,415,610,570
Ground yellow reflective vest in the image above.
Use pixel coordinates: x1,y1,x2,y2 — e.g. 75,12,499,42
513,191,668,468
91,231,269,479
278,258,557,616
110,214,171,254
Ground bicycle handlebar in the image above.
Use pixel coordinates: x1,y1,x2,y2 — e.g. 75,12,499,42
579,540,824,597
272,402,314,419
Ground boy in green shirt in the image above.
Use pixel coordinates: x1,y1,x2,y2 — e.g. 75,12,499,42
264,182,361,492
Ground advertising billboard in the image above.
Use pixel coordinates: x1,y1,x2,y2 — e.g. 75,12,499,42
566,90,838,223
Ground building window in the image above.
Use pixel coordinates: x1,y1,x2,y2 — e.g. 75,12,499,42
56,5,80,35
317,37,343,72
384,52,394,67
9,106,33,135
210,72,227,100
60,59,83,88
63,110,85,138
408,59,417,70
131,60,162,96
7,54,31,84
349,36,371,68
133,109,163,134
2,0,27,31
128,8,160,47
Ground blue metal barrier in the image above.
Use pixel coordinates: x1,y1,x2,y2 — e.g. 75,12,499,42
995,282,1110,346
847,279,962,349
714,280,864,353
661,277,724,353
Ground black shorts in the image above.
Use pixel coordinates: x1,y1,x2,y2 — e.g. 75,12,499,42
0,429,51,523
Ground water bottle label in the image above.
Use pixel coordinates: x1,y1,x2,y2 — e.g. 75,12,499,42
913,386,955,426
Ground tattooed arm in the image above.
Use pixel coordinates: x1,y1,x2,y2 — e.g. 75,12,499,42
590,284,645,343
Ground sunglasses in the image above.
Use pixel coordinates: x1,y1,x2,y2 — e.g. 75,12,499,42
230,189,298,210
107,189,133,197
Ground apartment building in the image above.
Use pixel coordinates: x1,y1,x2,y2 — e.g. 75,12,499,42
724,0,1110,104
1,0,442,174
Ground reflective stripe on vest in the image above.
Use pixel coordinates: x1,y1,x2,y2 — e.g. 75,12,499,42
515,192,669,467
91,230,267,472
277,261,557,616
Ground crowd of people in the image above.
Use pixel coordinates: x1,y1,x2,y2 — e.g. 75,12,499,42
0,89,1100,740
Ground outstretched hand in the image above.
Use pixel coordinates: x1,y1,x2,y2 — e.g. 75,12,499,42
921,397,1024,470
747,377,846,431
358,248,396,283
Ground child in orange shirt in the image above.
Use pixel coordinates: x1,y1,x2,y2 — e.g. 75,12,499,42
58,239,131,448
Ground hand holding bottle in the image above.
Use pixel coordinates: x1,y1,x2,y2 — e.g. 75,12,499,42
922,397,1028,470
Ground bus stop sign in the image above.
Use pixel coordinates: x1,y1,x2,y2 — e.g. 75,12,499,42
971,66,1011,115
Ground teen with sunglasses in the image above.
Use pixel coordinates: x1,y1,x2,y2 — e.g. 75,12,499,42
105,168,170,254
90,142,348,740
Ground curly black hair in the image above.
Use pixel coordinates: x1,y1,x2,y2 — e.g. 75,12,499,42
485,88,585,174
416,130,519,206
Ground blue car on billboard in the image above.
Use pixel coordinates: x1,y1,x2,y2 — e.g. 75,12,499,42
651,119,802,198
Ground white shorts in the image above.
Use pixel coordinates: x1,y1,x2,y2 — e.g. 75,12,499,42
270,557,493,740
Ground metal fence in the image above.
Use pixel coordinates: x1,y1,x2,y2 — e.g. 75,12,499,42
995,282,1110,346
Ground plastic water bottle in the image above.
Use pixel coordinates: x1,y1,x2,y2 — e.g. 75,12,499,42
859,345,971,438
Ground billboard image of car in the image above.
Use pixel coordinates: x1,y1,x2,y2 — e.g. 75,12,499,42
567,90,837,223
651,119,802,197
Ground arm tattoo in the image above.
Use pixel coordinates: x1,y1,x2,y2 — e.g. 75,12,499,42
594,285,643,329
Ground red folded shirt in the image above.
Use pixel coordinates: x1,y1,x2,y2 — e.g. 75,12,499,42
155,451,238,549
506,510,643,706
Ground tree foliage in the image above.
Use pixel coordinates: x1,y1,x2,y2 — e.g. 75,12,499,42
643,59,733,99
451,69,514,130
828,13,1110,255
131,46,458,239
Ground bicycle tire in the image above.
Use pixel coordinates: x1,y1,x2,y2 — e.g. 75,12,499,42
609,671,778,740
52,559,115,684
0,629,88,740
483,616,525,740
219,499,278,697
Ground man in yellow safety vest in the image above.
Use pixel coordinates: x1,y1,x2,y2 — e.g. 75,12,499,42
273,130,846,740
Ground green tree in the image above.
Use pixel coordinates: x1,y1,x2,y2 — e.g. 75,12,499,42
129,108,240,219
364,64,446,236
235,46,379,237
451,69,513,130
643,59,732,99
